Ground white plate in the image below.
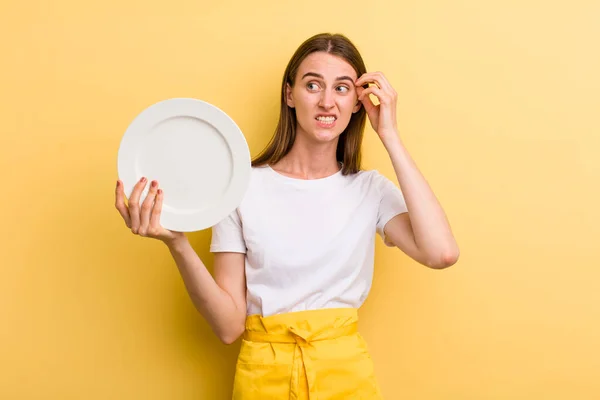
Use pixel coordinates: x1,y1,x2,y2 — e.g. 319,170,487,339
117,98,251,232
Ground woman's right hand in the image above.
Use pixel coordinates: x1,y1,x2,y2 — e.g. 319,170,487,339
115,177,186,245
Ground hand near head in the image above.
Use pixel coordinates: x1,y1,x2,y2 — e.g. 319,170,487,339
355,71,400,145
115,177,186,245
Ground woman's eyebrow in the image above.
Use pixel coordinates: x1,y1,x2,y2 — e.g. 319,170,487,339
301,72,355,83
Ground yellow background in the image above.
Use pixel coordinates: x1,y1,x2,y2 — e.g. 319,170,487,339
2,0,599,398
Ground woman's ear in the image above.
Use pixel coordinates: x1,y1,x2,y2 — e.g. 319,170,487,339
285,83,295,108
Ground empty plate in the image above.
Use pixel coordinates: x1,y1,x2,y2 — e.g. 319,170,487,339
117,97,251,232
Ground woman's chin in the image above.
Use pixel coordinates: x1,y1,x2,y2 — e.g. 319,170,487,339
296,123,344,144
312,129,343,143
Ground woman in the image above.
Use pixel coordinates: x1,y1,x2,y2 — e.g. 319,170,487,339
115,33,459,399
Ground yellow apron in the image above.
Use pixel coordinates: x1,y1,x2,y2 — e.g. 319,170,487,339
232,307,383,399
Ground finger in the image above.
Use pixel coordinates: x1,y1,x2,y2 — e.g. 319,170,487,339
373,71,393,91
150,188,164,233
356,71,393,92
355,72,383,89
357,86,378,114
361,72,391,89
129,177,148,234
375,73,397,100
358,86,391,105
139,180,158,236
356,85,365,100
115,180,132,228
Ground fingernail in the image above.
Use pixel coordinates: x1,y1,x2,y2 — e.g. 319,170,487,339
140,177,146,183
157,189,162,195
116,180,119,188
151,180,157,188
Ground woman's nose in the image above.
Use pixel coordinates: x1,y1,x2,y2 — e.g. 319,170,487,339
318,90,334,109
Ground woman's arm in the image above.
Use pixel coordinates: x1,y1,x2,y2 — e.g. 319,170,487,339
356,72,459,269
166,238,247,344
383,140,459,269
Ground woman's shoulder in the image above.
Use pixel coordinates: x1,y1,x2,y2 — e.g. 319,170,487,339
347,168,397,194
348,168,386,183
243,165,275,191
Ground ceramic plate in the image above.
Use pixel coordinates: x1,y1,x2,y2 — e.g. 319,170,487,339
117,98,251,232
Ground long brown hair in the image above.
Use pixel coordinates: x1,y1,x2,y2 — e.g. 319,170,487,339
251,33,368,175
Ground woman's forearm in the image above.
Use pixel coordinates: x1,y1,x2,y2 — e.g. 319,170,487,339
385,137,459,264
165,237,245,344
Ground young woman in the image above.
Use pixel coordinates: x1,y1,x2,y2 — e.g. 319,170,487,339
116,33,459,399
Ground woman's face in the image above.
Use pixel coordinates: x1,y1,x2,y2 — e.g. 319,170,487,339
286,52,362,144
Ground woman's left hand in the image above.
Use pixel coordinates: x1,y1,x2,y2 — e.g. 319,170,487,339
355,72,400,144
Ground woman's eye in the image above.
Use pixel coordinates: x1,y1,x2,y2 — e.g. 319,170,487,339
307,83,320,91
336,86,350,93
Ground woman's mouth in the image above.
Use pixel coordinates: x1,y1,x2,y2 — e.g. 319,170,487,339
316,116,337,128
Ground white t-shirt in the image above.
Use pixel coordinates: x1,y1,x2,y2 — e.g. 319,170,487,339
210,165,408,317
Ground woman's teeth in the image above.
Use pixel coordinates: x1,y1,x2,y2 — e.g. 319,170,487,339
317,116,336,122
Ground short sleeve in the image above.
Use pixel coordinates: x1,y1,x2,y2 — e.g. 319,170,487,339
375,172,408,246
210,209,247,253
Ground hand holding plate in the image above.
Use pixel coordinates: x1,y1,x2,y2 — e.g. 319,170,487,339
115,177,186,245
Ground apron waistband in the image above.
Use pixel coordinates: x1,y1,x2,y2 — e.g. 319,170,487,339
243,322,358,344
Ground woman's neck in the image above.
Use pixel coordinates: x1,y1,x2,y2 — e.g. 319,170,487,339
271,133,341,180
